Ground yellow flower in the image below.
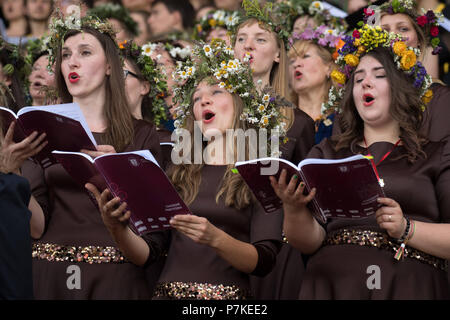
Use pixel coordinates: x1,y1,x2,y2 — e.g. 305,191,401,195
393,41,407,57
258,104,266,112
353,38,361,47
331,70,346,85
357,46,366,54
208,19,217,27
344,54,359,67
422,89,433,105
197,25,202,33
400,50,416,70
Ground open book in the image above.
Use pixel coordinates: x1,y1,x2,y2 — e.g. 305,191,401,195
0,103,97,168
235,154,385,224
52,150,191,234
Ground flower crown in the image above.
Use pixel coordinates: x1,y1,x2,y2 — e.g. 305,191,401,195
172,39,289,155
324,24,433,114
25,36,52,66
0,37,31,103
365,0,443,55
274,1,348,34
193,9,240,41
230,0,291,49
88,3,139,37
289,25,344,53
47,6,117,70
119,40,169,126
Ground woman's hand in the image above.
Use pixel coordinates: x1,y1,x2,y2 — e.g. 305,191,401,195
269,169,316,211
0,122,47,174
376,197,407,239
170,214,223,247
85,183,130,233
80,145,116,158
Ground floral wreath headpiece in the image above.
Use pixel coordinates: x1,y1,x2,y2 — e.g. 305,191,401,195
0,36,30,79
274,0,348,34
289,24,344,53
119,40,169,126
0,37,31,103
88,3,139,37
141,40,192,63
172,39,289,156
229,0,291,49
25,36,52,66
324,24,433,115
364,0,443,55
193,9,240,41
47,6,117,71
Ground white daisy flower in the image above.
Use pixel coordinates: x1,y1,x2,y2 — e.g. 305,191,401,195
203,45,213,57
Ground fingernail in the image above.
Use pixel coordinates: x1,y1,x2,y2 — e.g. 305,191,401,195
293,175,298,179
300,182,304,187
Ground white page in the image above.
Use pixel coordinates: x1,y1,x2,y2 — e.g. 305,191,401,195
0,106,18,118
17,103,97,146
298,154,366,170
96,149,160,168
51,150,95,163
235,157,298,171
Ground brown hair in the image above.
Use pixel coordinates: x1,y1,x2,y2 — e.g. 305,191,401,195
335,47,426,163
287,40,335,109
235,18,294,130
55,27,134,152
168,80,255,209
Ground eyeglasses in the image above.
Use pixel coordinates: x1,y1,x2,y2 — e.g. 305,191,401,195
123,69,140,79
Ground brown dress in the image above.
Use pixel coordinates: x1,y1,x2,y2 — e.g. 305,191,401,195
421,82,450,286
298,138,450,299
22,119,163,299
251,108,316,299
147,165,283,299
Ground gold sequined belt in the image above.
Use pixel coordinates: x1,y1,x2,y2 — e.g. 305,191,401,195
324,229,448,272
32,242,129,264
153,281,249,300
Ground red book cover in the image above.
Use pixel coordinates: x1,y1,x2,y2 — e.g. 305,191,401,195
0,103,97,168
52,150,191,234
235,155,385,224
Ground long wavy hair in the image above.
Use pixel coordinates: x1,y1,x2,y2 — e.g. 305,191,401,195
335,47,427,163
168,80,255,210
55,27,134,152
234,18,294,131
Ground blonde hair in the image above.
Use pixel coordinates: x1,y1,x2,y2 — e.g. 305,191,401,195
235,18,294,130
287,40,335,111
380,12,427,60
168,83,255,209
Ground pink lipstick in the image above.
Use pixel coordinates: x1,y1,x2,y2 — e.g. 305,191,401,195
363,93,375,107
68,72,80,83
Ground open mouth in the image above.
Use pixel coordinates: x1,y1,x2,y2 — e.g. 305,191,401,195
32,81,42,88
68,72,80,83
363,94,375,106
294,70,302,80
202,110,216,123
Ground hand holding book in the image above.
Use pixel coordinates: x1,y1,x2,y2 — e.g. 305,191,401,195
85,183,132,234
235,154,386,224
80,145,117,158
0,122,47,174
269,169,317,213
